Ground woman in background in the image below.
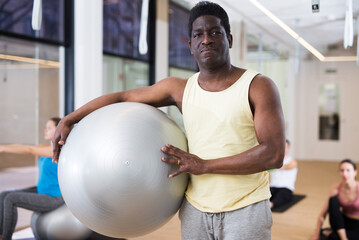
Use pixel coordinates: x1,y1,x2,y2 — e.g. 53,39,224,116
270,139,298,209
0,117,64,240
310,159,359,240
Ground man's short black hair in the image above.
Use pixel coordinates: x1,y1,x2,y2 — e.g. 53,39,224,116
188,1,231,38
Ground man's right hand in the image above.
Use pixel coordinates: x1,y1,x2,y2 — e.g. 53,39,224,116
52,119,72,163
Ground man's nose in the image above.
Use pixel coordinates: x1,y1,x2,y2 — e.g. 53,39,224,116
202,33,213,45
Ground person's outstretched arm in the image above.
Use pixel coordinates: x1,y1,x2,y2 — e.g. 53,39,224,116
0,144,52,157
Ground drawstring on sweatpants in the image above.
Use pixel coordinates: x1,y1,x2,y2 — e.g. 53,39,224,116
205,212,225,235
206,212,214,234
217,212,224,229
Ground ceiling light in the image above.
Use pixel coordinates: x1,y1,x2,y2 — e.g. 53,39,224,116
249,0,357,62
323,56,357,62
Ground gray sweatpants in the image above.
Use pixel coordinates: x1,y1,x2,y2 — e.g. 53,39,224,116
0,187,64,240
179,198,272,240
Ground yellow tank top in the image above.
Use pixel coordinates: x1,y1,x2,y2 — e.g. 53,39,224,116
182,69,270,213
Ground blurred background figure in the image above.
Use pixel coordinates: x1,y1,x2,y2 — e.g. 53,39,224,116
0,117,64,240
270,139,298,209
310,159,359,240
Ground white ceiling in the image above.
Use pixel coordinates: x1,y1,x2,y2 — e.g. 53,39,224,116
1,0,358,62
185,0,359,59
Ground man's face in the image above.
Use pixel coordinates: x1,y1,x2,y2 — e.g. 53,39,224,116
189,15,232,69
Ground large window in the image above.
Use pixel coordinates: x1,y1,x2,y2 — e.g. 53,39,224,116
103,0,149,61
168,2,197,132
103,55,149,93
169,2,197,71
103,0,152,93
0,0,66,169
0,36,61,167
0,0,65,44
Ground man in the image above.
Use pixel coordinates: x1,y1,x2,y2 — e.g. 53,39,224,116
53,1,285,239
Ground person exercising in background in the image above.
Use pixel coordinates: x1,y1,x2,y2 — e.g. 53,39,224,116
310,159,359,240
0,117,64,240
53,2,285,239
270,139,298,209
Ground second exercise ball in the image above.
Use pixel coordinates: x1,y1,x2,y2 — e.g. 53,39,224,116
58,102,188,238
31,204,92,240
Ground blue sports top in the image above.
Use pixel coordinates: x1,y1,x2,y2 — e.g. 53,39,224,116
37,156,62,197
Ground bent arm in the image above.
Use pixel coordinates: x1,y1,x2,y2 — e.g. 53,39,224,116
0,144,52,157
162,74,286,177
52,77,186,162
204,74,285,174
59,78,183,127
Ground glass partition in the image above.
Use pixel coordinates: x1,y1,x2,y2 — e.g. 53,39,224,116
169,2,197,71
0,0,65,43
103,55,149,93
0,36,60,168
103,0,149,61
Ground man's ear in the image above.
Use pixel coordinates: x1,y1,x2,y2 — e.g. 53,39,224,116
188,40,193,54
227,34,233,48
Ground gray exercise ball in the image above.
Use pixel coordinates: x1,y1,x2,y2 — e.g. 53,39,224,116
31,204,92,240
58,102,188,238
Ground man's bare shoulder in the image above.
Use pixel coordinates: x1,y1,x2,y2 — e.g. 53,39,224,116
156,77,188,92
249,73,279,100
162,76,188,86
251,73,274,87
154,77,188,109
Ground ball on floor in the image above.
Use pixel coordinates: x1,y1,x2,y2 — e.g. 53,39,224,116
31,204,92,240
58,102,188,238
